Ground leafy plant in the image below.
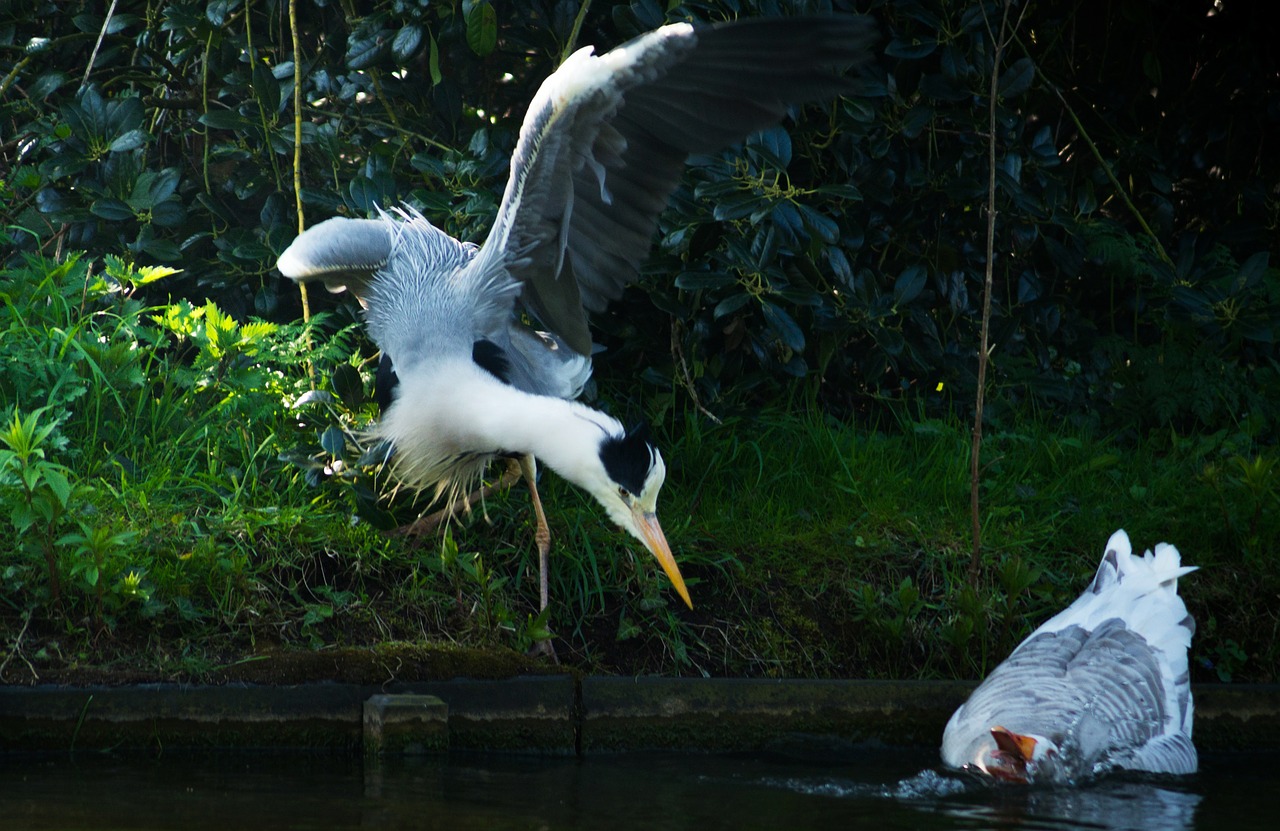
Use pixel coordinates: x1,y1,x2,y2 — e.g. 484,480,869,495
58,522,144,628
1203,452,1280,564
0,409,77,603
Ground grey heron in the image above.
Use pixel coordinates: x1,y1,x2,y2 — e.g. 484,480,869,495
941,530,1198,784
277,15,877,622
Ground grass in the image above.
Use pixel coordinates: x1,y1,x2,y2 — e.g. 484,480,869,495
1,252,1276,685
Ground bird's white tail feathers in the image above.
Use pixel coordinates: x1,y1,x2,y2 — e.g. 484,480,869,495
1026,529,1197,668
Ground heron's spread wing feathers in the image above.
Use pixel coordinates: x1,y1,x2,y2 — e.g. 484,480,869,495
474,16,878,355
280,209,488,378
276,216,392,301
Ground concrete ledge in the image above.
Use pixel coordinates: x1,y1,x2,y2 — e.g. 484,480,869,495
363,694,448,755
581,677,971,752
1191,683,1280,751
402,676,576,753
0,683,363,751
0,676,576,754
0,679,1275,755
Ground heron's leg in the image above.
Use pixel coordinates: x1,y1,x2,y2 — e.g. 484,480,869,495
519,454,552,611
519,453,557,662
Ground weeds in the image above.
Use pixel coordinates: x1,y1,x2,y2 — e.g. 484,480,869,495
1,254,1276,684
0,408,76,602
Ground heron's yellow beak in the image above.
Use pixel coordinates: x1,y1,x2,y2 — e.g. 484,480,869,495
630,504,692,609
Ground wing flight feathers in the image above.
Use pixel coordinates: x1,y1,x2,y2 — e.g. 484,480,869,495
476,16,878,355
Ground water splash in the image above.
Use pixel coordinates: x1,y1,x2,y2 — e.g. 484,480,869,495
887,769,975,799
757,776,878,799
759,768,976,801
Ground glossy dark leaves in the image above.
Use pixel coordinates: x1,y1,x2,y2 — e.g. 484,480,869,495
392,24,424,64
675,271,736,291
885,37,938,59
331,364,365,410
90,198,135,221
893,265,927,307
998,58,1035,99
762,302,805,353
319,425,346,457
346,30,389,70
1,0,1273,437
465,1,497,57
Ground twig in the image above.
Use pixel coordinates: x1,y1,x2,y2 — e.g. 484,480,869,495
289,0,315,390
0,611,38,683
969,0,1018,580
561,0,594,63
1011,31,1172,266
80,0,119,90
671,319,722,425
0,55,30,98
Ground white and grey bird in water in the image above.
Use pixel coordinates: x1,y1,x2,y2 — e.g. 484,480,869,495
941,529,1198,784
278,16,878,619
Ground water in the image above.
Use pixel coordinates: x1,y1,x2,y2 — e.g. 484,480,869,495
0,746,1274,830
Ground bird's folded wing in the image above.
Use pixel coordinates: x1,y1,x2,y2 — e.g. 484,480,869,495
471,16,878,356
1124,731,1198,775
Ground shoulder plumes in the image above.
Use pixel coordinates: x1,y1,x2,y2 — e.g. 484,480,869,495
369,206,478,288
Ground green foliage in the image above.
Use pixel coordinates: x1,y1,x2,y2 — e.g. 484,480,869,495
436,528,554,653
2,0,1275,431
0,252,1276,681
0,252,322,639
59,521,146,626
2,1,1277,683
0,252,589,668
1202,448,1280,565
635,409,1278,683
0,409,77,603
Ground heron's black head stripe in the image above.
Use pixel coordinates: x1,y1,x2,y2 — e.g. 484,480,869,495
599,421,656,495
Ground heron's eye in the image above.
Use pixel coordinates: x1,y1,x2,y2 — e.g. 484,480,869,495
617,487,630,499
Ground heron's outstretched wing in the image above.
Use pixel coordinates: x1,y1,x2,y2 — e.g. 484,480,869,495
471,15,878,356
276,216,392,302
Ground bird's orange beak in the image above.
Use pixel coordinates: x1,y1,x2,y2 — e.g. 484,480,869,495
991,726,1038,762
631,505,692,609
985,726,1037,782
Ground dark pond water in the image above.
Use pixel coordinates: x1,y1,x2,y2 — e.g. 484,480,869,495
0,745,1274,830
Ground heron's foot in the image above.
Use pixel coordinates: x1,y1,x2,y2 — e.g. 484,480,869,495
392,506,450,538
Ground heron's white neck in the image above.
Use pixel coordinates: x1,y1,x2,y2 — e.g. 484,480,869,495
377,359,620,493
